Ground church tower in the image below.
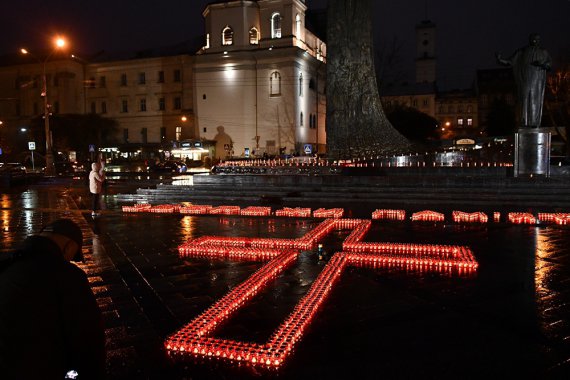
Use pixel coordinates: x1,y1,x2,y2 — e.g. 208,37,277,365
415,20,436,83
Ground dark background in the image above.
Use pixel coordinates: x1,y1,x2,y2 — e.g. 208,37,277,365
1,0,569,89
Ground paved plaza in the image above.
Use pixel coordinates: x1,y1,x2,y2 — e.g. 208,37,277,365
1,181,570,379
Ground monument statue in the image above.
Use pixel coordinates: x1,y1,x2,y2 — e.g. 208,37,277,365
496,34,552,128
326,0,409,159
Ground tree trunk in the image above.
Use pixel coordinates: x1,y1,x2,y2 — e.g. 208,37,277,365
326,0,409,159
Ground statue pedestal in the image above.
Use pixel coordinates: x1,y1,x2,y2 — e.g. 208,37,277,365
514,128,551,177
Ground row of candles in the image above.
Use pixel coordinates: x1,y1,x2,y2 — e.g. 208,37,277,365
167,217,479,367
166,250,299,367
122,203,570,226
372,209,406,221
215,159,512,169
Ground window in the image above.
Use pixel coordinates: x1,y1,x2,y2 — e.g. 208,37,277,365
90,102,96,114
120,74,127,86
160,127,166,142
438,106,444,113
270,71,281,96
176,126,182,141
309,78,315,90
158,71,164,83
89,77,96,89
467,105,473,113
121,99,128,113
299,73,303,97
174,97,181,110
310,113,317,129
448,106,454,113
173,69,181,82
222,26,234,46
141,128,147,144
138,72,146,85
423,99,429,107
100,76,106,88
300,111,304,127
140,98,146,112
101,101,107,114
158,97,165,111
249,27,259,45
295,14,301,38
271,13,281,39
467,118,473,126
412,99,418,107
205,33,210,49
457,118,464,126
123,128,129,143
458,105,463,113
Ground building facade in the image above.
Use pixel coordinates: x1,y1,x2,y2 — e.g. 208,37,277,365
194,0,326,159
0,0,326,161
84,54,194,146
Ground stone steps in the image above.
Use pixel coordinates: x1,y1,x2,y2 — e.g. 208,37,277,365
116,175,570,210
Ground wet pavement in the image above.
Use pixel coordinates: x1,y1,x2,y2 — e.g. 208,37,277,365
1,181,570,379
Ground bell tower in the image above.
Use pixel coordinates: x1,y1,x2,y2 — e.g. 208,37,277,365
415,20,436,83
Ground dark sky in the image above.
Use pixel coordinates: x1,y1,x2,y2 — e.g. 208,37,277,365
1,0,568,89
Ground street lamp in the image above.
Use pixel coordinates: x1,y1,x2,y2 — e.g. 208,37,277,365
20,36,67,176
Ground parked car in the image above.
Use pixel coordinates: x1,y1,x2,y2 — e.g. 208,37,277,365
151,161,187,173
54,161,87,176
0,162,27,178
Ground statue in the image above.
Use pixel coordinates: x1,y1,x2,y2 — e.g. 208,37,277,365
496,34,552,128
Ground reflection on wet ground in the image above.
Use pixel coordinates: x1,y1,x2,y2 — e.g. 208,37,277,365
1,185,569,379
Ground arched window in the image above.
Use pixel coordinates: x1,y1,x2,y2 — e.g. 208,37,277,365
299,73,303,97
270,71,281,96
295,14,301,38
271,13,281,39
222,26,234,46
249,27,259,45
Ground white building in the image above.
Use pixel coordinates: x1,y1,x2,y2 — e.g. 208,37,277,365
194,0,326,159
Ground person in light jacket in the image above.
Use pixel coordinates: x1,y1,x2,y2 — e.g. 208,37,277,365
89,162,103,217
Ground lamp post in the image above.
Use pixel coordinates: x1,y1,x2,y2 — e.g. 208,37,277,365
21,37,66,176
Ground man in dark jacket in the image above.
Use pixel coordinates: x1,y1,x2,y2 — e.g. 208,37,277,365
0,219,105,380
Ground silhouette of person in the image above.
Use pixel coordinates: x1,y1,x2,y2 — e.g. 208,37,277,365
0,219,105,380
497,33,552,127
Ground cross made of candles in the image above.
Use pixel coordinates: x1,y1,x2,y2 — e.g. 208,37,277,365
166,218,478,368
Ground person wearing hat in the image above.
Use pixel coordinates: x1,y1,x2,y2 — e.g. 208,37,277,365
0,219,106,380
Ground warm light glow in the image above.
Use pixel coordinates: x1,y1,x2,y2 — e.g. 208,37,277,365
168,217,478,368
55,37,66,48
20,48,29,55
181,116,187,122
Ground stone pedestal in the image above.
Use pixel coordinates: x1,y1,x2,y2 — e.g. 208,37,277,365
514,128,551,177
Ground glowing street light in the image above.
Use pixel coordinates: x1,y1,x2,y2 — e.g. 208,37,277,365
20,36,67,176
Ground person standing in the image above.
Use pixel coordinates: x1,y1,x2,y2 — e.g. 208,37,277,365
89,162,103,217
0,219,106,380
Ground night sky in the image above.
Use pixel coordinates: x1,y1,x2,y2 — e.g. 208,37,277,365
1,0,568,89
